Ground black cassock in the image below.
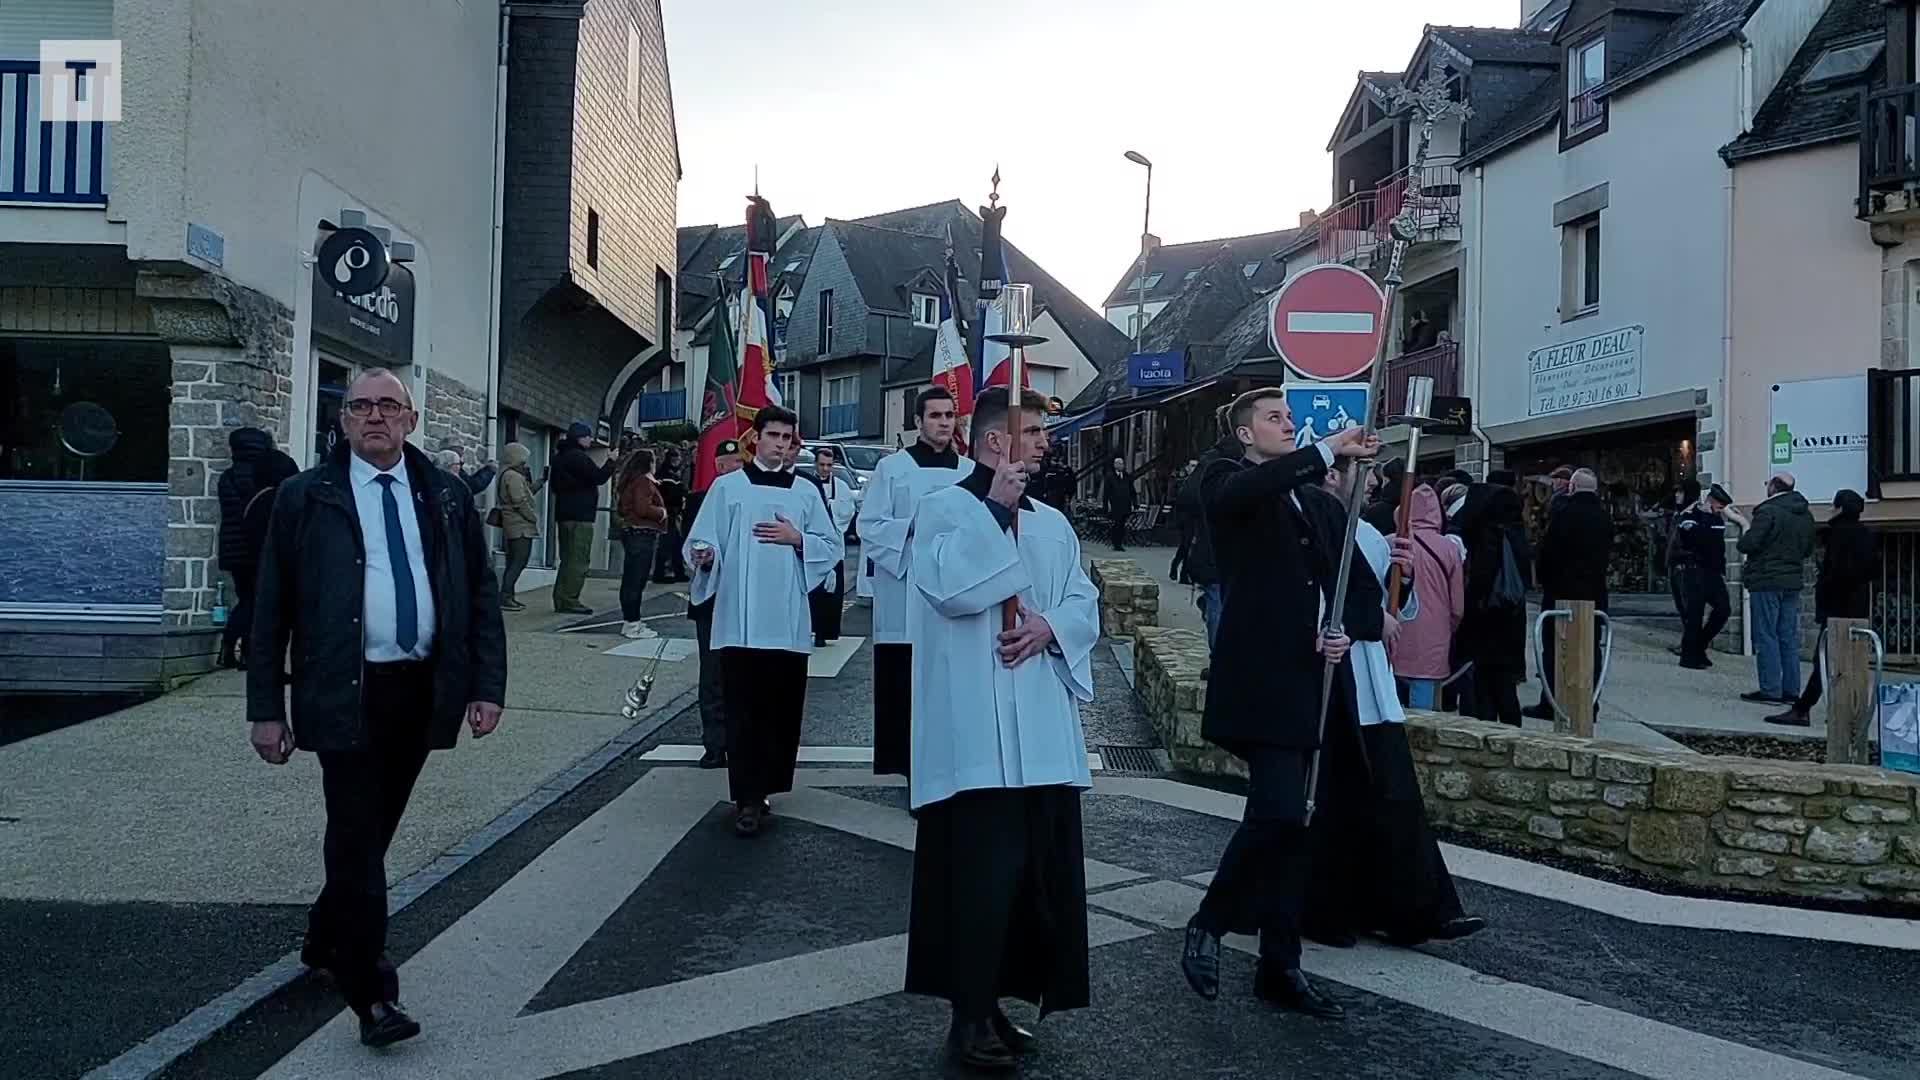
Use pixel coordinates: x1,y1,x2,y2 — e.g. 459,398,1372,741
905,786,1090,1018
801,471,845,642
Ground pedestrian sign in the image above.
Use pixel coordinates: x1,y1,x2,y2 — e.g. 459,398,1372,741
1284,382,1370,450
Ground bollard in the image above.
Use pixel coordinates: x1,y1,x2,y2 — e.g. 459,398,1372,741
1825,617,1876,765
1555,600,1597,738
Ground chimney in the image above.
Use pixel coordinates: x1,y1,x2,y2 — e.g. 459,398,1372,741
1141,232,1161,254
1299,209,1319,228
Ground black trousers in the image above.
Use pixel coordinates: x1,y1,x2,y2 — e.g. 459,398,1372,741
619,529,659,622
692,604,726,753
719,647,808,805
309,661,433,1014
1170,522,1195,581
1678,568,1731,664
1108,512,1128,549
872,643,912,777
1470,665,1522,727
1794,625,1829,714
222,572,258,664
808,562,844,642
1194,746,1312,969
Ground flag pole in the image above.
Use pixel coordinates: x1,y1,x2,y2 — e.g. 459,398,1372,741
1304,71,1471,827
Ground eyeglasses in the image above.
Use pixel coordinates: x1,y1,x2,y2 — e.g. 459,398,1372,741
344,397,411,419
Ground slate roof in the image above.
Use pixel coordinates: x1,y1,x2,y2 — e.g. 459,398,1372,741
1098,228,1304,309
675,217,812,333
1721,0,1882,162
828,219,953,314
1063,256,1274,414
1430,25,1561,64
1457,0,1765,168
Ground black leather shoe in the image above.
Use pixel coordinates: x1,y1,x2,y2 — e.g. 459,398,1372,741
1181,921,1221,1001
1430,915,1487,941
734,804,762,837
698,748,727,769
1764,709,1811,727
359,1001,421,1047
1254,966,1344,1019
946,1017,1015,1072
990,1007,1036,1054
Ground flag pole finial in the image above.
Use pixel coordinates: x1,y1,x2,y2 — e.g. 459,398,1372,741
989,165,1001,208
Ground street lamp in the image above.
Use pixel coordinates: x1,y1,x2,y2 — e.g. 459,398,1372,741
1124,150,1153,355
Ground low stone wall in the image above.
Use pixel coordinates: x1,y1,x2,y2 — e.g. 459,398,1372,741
1088,559,1158,638
1129,629,1920,905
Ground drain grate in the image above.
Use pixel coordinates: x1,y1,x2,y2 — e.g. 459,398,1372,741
1099,745,1163,774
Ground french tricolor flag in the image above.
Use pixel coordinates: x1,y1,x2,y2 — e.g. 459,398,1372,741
932,250,974,414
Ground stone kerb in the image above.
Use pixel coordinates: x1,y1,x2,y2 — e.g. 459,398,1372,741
1127,630,1920,906
1089,558,1159,638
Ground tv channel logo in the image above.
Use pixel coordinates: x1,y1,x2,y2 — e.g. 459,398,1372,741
39,40,123,123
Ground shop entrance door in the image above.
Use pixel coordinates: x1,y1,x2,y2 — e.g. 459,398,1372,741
313,355,355,463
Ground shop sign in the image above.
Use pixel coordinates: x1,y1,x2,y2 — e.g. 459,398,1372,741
1527,325,1644,418
311,263,415,367
1429,395,1472,435
1127,351,1186,389
1767,376,1867,503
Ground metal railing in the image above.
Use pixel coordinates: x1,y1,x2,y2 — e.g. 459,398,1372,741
1378,341,1459,423
821,401,860,436
637,388,685,423
1873,529,1920,662
1315,159,1461,265
1569,90,1605,132
1862,83,1920,213
0,60,109,205
1868,367,1920,483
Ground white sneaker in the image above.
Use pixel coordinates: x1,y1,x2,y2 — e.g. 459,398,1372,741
621,621,657,639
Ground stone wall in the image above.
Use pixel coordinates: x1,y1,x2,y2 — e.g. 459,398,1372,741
425,367,489,458
1088,559,1158,637
1128,628,1920,906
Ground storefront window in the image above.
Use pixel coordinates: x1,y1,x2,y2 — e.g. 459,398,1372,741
0,338,170,482
314,356,354,462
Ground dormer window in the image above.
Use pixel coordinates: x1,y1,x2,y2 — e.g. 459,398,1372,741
912,293,940,328
1568,36,1606,134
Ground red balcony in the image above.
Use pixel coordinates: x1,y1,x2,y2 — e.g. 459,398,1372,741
1377,341,1460,425
1315,160,1462,266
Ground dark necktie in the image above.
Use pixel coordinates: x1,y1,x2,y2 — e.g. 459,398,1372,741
375,474,419,653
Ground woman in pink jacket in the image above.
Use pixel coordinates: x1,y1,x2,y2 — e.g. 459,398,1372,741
1391,485,1466,709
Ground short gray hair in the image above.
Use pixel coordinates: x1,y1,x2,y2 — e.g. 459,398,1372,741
1571,468,1599,493
434,448,461,470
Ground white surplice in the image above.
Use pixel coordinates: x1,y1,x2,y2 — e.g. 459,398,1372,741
1354,520,1418,727
810,472,856,536
904,476,1101,809
857,446,970,645
684,463,844,654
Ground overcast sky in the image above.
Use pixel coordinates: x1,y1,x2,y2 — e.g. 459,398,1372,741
662,0,1518,309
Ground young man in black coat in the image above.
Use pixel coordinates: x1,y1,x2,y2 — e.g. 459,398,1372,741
247,368,507,1049
1767,489,1875,726
1179,388,1378,1021
1525,468,1612,720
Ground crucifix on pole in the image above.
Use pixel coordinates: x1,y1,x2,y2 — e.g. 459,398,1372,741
1304,69,1472,826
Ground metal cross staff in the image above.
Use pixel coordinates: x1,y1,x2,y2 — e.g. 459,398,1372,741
1304,70,1472,825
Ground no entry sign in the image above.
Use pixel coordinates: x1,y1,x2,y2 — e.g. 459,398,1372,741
1268,263,1387,382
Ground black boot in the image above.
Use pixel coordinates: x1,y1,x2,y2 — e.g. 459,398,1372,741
1180,920,1222,1000
990,1007,1036,1054
946,1014,1015,1072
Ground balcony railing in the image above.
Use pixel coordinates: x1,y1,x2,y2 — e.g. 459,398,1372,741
1316,160,1461,266
1376,341,1461,425
1568,90,1605,132
637,388,686,423
1862,83,1920,217
0,60,110,205
821,401,860,436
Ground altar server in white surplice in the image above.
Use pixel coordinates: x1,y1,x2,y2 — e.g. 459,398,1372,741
1301,465,1484,951
684,405,842,838
855,385,969,778
901,387,1100,1072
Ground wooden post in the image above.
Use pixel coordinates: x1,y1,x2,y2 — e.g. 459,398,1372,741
1826,617,1874,765
1555,600,1597,737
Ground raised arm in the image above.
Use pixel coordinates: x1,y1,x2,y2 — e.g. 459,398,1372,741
908,489,1031,618
1202,442,1334,519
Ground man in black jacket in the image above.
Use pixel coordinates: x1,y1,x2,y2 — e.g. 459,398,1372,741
1180,388,1377,1022
1673,484,1734,670
653,448,689,583
1181,419,1238,650
550,421,619,614
217,426,279,668
1525,468,1612,720
247,368,507,1049
1768,489,1875,726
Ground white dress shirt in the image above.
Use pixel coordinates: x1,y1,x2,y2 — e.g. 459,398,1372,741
350,452,438,662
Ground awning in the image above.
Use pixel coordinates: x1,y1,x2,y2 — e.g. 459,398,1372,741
1102,374,1227,421
1047,407,1105,441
